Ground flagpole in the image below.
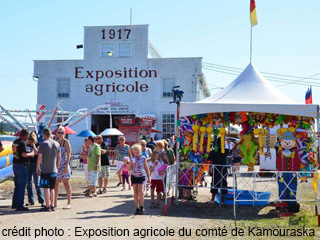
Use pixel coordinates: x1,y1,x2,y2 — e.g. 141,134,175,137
250,26,253,63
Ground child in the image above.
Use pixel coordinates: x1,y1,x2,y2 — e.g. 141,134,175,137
117,157,131,191
148,151,165,209
129,144,150,215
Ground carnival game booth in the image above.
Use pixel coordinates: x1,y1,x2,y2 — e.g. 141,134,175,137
115,116,158,145
166,63,320,216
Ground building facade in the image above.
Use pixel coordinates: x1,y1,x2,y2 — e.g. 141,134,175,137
34,24,210,151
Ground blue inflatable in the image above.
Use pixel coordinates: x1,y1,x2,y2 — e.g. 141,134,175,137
216,189,271,206
0,165,13,182
0,141,14,182
0,154,13,169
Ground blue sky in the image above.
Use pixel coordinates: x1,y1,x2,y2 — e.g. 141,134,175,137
1,0,319,111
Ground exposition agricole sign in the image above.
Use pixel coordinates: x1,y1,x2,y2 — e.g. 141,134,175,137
75,67,157,95
74,27,158,96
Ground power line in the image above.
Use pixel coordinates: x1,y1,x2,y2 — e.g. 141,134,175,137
203,62,320,81
202,66,320,88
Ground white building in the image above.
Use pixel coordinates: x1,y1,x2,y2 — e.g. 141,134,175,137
34,24,210,151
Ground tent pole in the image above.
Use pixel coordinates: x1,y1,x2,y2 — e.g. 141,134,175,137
174,101,180,205
317,105,320,165
250,26,253,63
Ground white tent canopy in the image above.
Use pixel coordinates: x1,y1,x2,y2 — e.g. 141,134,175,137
180,63,318,118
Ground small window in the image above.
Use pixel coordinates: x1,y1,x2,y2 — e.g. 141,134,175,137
101,43,113,58
162,114,175,139
57,78,70,98
163,78,175,98
119,43,130,57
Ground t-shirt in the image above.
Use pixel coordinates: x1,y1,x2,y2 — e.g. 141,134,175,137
28,143,40,163
81,148,88,164
141,148,151,159
166,148,175,165
208,149,228,165
100,141,110,166
146,141,156,150
12,138,30,164
121,164,129,174
148,160,164,180
115,144,130,161
131,155,146,177
88,143,101,172
38,139,60,173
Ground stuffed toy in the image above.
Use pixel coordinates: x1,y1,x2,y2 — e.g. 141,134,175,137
192,125,199,151
239,134,258,171
276,130,300,212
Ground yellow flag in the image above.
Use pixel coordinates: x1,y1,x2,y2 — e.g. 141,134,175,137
250,0,258,26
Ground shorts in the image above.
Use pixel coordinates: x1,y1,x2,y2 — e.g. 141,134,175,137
99,165,110,179
131,175,145,184
116,161,123,172
84,164,89,181
233,157,241,163
40,173,57,189
88,171,99,186
151,179,164,193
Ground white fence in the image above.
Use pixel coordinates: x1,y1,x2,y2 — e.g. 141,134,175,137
164,163,320,221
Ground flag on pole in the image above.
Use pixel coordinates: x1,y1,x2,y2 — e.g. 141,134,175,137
305,87,313,104
250,0,258,26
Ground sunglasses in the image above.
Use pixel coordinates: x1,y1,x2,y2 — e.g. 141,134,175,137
57,132,64,134
95,138,102,140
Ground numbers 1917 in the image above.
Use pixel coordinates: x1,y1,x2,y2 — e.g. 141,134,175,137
101,29,131,40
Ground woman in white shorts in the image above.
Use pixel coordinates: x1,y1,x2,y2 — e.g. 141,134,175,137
112,136,132,187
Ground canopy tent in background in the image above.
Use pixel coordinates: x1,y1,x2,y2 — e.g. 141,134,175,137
77,130,96,137
180,64,319,118
52,126,77,135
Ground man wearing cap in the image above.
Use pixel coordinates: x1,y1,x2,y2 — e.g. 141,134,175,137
12,129,34,211
276,130,300,213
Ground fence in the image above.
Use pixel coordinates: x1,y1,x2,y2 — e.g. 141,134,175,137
164,163,320,223
70,149,116,170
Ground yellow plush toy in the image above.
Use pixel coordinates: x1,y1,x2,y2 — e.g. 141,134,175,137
253,128,267,155
207,127,213,153
192,125,200,151
219,127,226,153
199,126,206,152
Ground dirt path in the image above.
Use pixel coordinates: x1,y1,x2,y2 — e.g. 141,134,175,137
0,170,318,240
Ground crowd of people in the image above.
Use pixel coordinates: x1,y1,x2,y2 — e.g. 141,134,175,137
11,127,73,211
9,129,177,214
78,135,176,215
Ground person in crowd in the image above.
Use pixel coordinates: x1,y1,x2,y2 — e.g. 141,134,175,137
232,141,242,174
208,138,228,204
12,129,34,211
86,136,101,197
148,151,164,209
95,135,109,194
163,139,175,196
26,132,44,207
163,140,175,165
80,138,90,194
225,138,234,156
275,137,280,154
116,157,131,191
156,140,169,164
155,140,169,199
54,126,72,209
140,140,152,196
129,144,150,215
0,141,3,153
169,135,175,149
37,128,61,211
146,137,156,152
112,136,132,187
